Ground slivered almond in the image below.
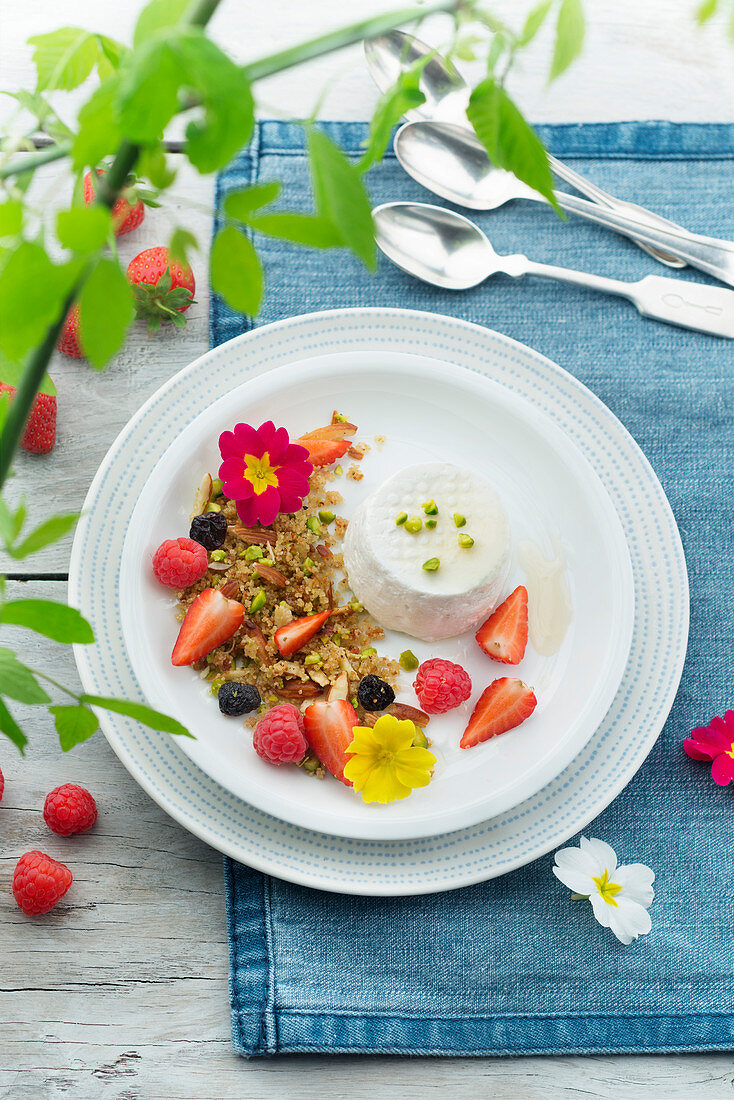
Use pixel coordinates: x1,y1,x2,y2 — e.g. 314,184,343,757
389,702,430,728
360,711,379,727
192,473,213,517
208,561,231,574
242,619,270,665
307,668,330,688
327,672,349,702
254,562,288,587
347,445,365,460
279,679,323,699
315,543,332,559
219,579,240,599
230,525,270,544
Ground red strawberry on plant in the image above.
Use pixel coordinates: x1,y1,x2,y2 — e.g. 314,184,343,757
57,304,84,359
303,699,359,785
83,169,145,237
0,383,56,454
460,677,537,749
475,585,529,665
127,247,196,333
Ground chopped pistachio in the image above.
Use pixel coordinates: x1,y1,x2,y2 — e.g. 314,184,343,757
404,517,422,534
332,633,341,647
425,518,437,529
334,464,343,476
422,500,438,515
304,654,322,667
249,588,266,614
206,502,222,513
399,649,419,672
453,513,466,528
333,411,348,423
302,754,320,773
210,677,225,695
412,728,429,749
318,509,336,525
349,600,364,612
422,557,440,571
395,511,408,527
210,549,227,561
244,545,264,562
360,646,377,658
306,515,322,536
350,696,359,708
211,477,224,498
458,534,474,549
303,557,316,575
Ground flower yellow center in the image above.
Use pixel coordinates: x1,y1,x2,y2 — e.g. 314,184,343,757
244,452,278,495
592,868,623,907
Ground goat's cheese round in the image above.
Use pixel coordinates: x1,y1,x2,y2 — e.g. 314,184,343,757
343,463,509,641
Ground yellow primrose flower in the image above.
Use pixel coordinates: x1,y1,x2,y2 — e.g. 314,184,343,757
344,714,436,804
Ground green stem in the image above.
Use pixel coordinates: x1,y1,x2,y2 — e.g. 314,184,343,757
242,0,461,82
0,139,72,180
26,665,81,701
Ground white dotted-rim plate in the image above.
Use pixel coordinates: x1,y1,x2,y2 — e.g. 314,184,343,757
69,309,688,895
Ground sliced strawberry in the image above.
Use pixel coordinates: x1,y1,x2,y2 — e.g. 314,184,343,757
303,699,359,785
295,436,350,468
299,422,357,442
475,585,529,665
171,588,244,666
274,609,333,658
460,677,537,749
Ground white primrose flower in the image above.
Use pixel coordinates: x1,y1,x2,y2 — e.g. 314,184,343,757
553,836,655,946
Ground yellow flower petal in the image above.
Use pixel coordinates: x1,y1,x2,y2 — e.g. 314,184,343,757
360,762,412,804
346,726,381,756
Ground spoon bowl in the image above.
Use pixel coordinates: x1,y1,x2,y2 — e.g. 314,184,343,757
373,201,493,290
364,32,469,123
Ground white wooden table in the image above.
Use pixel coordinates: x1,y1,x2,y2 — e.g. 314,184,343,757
2,3,734,1096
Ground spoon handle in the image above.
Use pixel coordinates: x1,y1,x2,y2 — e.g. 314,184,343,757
514,258,734,338
554,191,734,287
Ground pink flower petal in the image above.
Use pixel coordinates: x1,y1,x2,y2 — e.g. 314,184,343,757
284,442,311,465
219,456,244,481
268,426,291,464
233,422,260,456
683,738,717,761
710,753,734,786
253,485,280,526
689,724,733,755
256,421,276,450
236,496,259,525
219,430,239,459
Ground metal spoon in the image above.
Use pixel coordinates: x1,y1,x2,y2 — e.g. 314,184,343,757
364,31,687,268
394,121,734,288
373,202,734,339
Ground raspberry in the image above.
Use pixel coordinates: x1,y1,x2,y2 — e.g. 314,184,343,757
414,658,472,714
43,783,97,836
153,537,208,588
13,850,73,915
253,704,307,765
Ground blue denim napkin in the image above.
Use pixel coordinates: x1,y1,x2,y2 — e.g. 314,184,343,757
213,121,734,1057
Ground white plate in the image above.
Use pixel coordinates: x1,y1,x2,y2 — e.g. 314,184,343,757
119,353,633,840
69,309,688,895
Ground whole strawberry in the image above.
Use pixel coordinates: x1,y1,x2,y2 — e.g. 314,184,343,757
13,850,73,915
127,247,196,333
43,783,97,836
83,169,145,237
57,303,84,359
0,383,56,453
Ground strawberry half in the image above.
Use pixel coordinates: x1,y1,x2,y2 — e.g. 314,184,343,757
171,588,244,666
0,383,56,454
475,585,529,665
296,436,351,468
460,677,537,749
303,699,359,785
274,610,333,658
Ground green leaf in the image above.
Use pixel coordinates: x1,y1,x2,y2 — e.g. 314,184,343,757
0,600,94,644
0,697,27,752
73,78,123,170
0,648,50,705
79,258,134,368
175,33,254,173
169,227,198,265
56,207,111,253
0,349,55,397
224,182,282,221
49,704,99,751
550,0,585,81
80,694,193,738
696,0,719,21
307,129,375,269
520,0,554,45
117,38,182,144
28,27,98,91
10,512,79,559
0,243,70,360
133,0,189,47
467,79,560,213
138,145,176,189
96,34,127,79
248,213,342,248
361,73,426,171
0,202,22,238
210,226,263,316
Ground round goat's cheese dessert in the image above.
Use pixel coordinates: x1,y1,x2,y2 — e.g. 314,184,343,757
343,462,510,641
